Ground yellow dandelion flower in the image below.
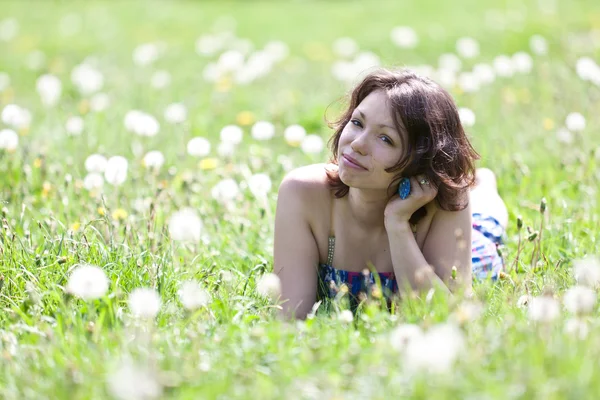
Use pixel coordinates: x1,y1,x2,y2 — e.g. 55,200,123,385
216,77,232,92
543,118,554,130
1,87,15,103
33,158,42,168
111,208,128,221
236,111,255,126
199,158,218,170
41,182,52,198
70,222,81,232
78,99,90,115
97,207,106,216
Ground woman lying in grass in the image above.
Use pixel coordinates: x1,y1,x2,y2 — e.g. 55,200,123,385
273,68,508,319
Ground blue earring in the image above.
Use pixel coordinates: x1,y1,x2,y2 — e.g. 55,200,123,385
398,177,411,199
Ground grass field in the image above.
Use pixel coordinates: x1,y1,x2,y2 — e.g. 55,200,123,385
1,0,600,398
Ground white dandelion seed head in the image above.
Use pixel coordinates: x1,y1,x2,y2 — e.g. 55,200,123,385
124,110,160,137
435,68,457,88
556,128,573,144
65,116,84,136
0,72,10,91
195,34,225,56
83,172,104,191
493,55,514,77
438,53,462,73
389,323,423,352
256,273,281,300
25,50,46,71
211,178,240,202
573,256,600,288
390,26,418,49
85,153,108,173
1,104,32,129
458,72,480,93
512,52,533,74
472,63,496,85
331,60,356,82
178,280,211,311
132,42,160,67
565,112,586,132
456,37,480,59
106,359,162,400
168,208,203,242
71,62,104,95
458,107,476,127
333,37,359,58
66,264,109,300
0,18,19,42
516,294,532,308
220,125,243,145
150,70,171,89
576,57,600,83
187,137,211,157
284,124,306,146
264,40,289,62
164,103,187,124
338,309,354,324
251,120,275,141
143,150,165,170
564,318,589,340
128,288,161,319
301,134,324,154
527,295,560,323
353,51,381,75
403,322,465,374
0,129,19,151
217,141,235,157
104,156,129,186
563,286,597,315
217,49,245,72
529,34,549,55
247,173,272,198
90,92,110,112
202,62,221,82
36,74,62,107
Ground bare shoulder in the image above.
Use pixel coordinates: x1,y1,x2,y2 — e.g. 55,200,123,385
278,163,333,198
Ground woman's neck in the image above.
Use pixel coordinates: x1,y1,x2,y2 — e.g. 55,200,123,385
344,187,389,230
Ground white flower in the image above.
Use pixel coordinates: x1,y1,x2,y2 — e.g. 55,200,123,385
36,74,62,107
104,156,128,186
1,104,32,129
83,173,104,191
143,151,165,170
436,68,457,88
564,318,589,340
124,110,159,137
301,135,324,154
563,286,596,315
438,53,462,73
211,179,240,202
456,37,480,59
529,35,548,55
556,128,573,144
493,55,514,77
565,112,586,132
218,50,245,72
66,264,109,300
264,40,289,62
168,208,203,242
403,323,465,374
512,52,533,74
333,37,358,58
458,72,480,93
106,360,162,400
0,129,19,151
164,103,187,124
85,154,108,173
71,63,104,95
573,256,600,288
516,294,532,308
217,141,235,157
65,116,84,136
0,72,10,91
187,137,211,157
527,295,560,323
458,107,476,127
178,281,211,310
0,18,19,42
128,288,161,319
247,173,272,198
390,26,418,49
576,57,600,83
338,310,354,324
389,324,422,352
150,70,171,89
220,125,243,145
472,63,496,85
90,93,110,112
251,121,275,141
284,124,306,146
132,42,160,66
256,273,281,299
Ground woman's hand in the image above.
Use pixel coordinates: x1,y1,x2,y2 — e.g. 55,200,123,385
384,175,438,226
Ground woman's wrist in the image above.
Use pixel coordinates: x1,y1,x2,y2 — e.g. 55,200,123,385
384,217,413,234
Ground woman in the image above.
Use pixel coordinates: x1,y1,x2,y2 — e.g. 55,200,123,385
273,68,507,319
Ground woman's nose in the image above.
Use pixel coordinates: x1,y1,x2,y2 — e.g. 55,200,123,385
350,132,368,155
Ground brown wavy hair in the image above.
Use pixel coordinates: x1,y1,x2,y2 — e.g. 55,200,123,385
325,67,480,225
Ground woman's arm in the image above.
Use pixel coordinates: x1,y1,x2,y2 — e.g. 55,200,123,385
273,173,320,320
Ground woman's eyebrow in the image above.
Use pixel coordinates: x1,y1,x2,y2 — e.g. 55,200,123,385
357,109,396,131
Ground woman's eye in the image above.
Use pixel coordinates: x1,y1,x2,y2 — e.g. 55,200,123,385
350,119,362,128
380,135,393,145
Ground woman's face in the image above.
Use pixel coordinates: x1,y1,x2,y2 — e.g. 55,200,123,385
337,89,404,192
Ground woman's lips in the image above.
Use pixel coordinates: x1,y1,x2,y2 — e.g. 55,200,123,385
342,154,367,170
